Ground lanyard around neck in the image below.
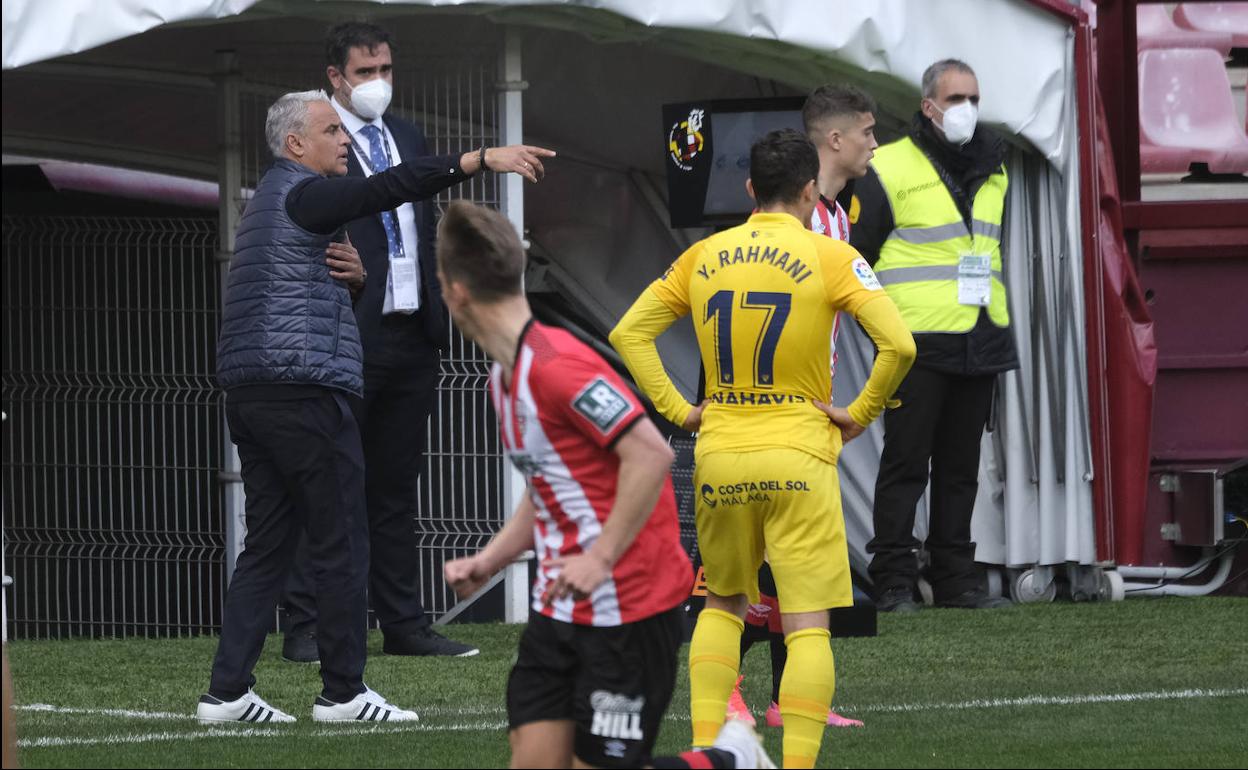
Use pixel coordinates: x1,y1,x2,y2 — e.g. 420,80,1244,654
348,123,396,176
347,123,408,259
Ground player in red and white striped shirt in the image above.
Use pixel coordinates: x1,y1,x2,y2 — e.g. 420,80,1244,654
808,84,878,385
486,319,691,628
727,85,880,734
438,202,773,770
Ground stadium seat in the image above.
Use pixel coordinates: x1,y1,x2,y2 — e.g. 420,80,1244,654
1138,48,1248,174
1137,5,1234,57
1173,2,1248,48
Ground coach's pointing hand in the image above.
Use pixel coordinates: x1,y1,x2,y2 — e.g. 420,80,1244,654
461,145,557,183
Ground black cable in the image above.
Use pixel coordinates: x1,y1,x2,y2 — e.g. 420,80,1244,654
1123,535,1247,593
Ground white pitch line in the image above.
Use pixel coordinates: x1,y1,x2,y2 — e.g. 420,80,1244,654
15,702,507,721
847,687,1248,714
18,722,511,750
17,704,191,721
16,686,1248,749
20,727,286,749
15,703,504,721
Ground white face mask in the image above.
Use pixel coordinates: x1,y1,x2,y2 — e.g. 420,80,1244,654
346,78,392,120
933,101,978,146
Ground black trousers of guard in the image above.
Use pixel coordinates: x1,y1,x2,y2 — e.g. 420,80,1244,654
209,389,368,702
284,329,441,638
867,366,995,603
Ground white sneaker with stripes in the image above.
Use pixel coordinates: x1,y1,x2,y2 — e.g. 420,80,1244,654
197,689,296,724
312,686,419,722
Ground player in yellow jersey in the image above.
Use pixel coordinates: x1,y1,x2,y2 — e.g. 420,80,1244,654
610,129,915,769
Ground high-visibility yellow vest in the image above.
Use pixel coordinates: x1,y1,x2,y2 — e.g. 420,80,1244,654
870,137,1010,332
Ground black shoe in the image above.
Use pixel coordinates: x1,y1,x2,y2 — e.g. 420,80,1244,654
876,586,921,613
936,588,1013,610
383,626,480,657
282,630,319,664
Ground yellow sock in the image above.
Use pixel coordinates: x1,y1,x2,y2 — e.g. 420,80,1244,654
688,608,744,747
778,628,835,769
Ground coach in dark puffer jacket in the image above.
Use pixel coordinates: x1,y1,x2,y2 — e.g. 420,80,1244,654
201,89,491,724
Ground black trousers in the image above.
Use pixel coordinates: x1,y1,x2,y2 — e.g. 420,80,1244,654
210,390,368,702
867,366,995,602
284,337,441,637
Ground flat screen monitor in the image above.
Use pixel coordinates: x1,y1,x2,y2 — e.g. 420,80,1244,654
662,97,804,228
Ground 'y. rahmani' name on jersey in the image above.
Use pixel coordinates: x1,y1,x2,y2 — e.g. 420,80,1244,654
648,211,885,463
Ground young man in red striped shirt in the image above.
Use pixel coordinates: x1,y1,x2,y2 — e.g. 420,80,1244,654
439,201,773,770
806,83,879,383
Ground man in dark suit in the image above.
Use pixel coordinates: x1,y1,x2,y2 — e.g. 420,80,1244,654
283,21,554,660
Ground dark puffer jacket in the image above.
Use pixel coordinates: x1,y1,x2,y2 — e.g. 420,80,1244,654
217,159,363,396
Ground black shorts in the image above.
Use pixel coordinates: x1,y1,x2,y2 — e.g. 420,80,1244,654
507,605,684,768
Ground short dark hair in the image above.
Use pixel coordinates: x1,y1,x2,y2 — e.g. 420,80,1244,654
922,59,976,99
325,21,396,73
749,129,819,207
802,84,877,138
436,202,526,302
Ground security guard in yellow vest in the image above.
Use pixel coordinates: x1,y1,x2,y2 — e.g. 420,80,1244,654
849,59,1018,613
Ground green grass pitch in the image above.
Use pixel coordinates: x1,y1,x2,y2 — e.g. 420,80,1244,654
7,596,1247,768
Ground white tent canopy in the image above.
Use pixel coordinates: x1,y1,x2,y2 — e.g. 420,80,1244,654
4,0,1074,159
2,0,1096,596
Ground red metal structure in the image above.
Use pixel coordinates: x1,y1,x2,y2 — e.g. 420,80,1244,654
1083,0,1247,567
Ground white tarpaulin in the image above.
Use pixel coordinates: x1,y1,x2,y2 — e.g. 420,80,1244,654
4,0,1073,158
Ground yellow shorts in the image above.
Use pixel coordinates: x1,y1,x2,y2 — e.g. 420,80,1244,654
693,447,852,614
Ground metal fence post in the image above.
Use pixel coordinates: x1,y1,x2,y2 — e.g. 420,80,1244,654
2,411,8,642
498,28,531,624
215,50,246,579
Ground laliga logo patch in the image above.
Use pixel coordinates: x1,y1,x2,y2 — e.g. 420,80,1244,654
852,258,883,291
668,108,705,172
572,378,633,434
700,483,717,509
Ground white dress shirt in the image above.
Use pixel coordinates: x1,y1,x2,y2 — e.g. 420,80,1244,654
331,94,420,314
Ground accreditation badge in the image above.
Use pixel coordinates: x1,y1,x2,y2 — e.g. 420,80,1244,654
957,253,992,307
389,256,420,311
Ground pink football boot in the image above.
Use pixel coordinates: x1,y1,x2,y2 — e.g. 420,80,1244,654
725,675,756,727
764,702,864,728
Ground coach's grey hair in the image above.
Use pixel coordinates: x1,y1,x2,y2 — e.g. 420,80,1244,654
921,59,976,100
265,90,331,157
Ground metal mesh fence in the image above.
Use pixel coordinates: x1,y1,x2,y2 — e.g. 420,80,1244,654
0,52,506,637
2,216,223,638
670,436,699,561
